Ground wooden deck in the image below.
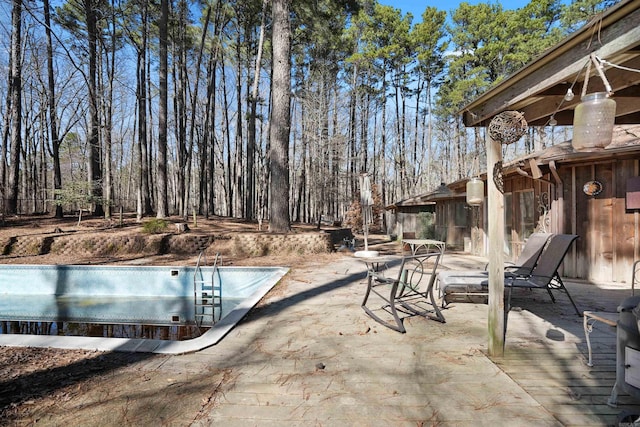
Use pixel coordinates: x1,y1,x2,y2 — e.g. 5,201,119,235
490,280,640,426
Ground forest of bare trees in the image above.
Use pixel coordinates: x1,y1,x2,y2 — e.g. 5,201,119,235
0,0,609,231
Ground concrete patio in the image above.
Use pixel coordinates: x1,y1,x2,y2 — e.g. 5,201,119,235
131,251,640,426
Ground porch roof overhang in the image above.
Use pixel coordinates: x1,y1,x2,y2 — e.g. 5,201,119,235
500,131,640,180
460,0,640,357
462,0,640,128
385,198,435,210
387,183,464,210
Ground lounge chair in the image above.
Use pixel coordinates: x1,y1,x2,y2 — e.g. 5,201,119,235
489,232,553,277
439,232,553,305
361,252,445,332
438,234,581,316
504,234,581,316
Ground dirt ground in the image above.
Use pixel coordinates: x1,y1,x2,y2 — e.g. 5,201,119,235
0,214,379,426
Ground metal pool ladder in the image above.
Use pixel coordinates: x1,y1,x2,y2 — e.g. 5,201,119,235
193,251,222,327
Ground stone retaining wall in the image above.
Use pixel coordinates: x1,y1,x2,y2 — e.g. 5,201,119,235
0,230,345,258
229,232,333,257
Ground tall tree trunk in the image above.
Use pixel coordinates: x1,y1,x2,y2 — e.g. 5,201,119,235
331,83,340,217
145,40,156,212
191,5,212,217
103,6,118,220
425,78,434,188
234,35,244,218
6,0,22,214
43,0,63,218
136,3,152,218
39,116,48,212
294,104,306,223
0,87,10,202
204,5,223,217
206,4,223,216
360,92,376,176
175,0,188,218
156,0,169,218
360,89,370,181
269,0,291,233
85,0,103,217
23,112,32,212
321,79,330,216
380,75,387,232
348,66,357,197
394,72,406,197
221,51,233,217
246,0,268,220
256,103,268,228
413,78,422,188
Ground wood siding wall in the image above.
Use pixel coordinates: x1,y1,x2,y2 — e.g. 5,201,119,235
469,157,638,284
400,154,639,284
559,159,640,283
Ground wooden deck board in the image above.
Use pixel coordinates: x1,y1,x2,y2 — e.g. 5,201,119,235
488,280,640,425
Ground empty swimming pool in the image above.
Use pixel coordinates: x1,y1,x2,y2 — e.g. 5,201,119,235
0,264,288,354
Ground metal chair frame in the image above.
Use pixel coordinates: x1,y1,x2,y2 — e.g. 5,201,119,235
361,252,445,333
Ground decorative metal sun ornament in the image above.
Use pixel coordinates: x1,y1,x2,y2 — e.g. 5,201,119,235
488,111,528,145
488,111,528,193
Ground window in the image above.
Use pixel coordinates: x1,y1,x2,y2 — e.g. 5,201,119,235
518,190,535,240
454,201,467,226
505,190,535,259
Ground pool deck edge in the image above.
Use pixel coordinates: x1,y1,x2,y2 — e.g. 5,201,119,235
0,266,289,354
0,326,220,354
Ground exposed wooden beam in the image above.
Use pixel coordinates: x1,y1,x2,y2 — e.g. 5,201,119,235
463,2,640,127
616,112,640,124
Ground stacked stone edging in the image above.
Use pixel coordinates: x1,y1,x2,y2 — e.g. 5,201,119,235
164,234,214,254
0,230,337,258
230,232,333,257
1,235,44,256
49,234,165,256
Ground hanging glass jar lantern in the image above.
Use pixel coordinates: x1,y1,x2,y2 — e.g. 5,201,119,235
572,92,616,150
466,177,484,206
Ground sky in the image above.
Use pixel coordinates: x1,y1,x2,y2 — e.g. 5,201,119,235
378,0,535,22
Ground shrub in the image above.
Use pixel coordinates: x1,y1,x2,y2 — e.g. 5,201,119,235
344,183,383,233
343,200,363,233
417,212,435,239
142,218,169,234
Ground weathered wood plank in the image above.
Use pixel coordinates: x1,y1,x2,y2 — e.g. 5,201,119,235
575,164,593,278
593,162,615,282
614,158,639,283
487,136,505,356
518,385,619,396
482,275,640,425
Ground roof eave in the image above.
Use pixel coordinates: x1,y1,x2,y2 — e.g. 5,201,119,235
461,0,640,127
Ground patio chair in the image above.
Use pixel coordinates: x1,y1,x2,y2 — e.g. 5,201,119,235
439,232,553,305
361,252,445,333
438,234,580,316
487,232,553,277
504,234,581,315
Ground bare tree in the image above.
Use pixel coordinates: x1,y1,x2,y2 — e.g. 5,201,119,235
83,0,103,216
269,0,291,233
6,0,22,214
43,0,64,218
246,0,268,220
156,0,169,218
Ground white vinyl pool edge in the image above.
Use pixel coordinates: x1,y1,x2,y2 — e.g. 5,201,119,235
0,266,289,354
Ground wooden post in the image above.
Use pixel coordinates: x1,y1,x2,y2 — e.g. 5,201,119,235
487,134,505,356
